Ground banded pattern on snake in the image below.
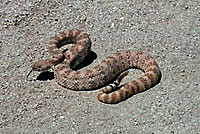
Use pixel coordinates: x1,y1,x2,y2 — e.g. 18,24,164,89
30,29,161,104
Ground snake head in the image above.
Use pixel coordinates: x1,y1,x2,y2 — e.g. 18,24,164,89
31,60,52,72
27,60,53,78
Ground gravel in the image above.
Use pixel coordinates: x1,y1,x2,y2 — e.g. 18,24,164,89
0,0,199,133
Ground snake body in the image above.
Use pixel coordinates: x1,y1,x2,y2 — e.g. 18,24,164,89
31,29,161,104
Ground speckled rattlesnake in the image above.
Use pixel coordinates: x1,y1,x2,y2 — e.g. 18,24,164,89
29,29,161,104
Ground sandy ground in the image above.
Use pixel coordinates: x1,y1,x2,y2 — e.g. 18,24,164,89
0,0,199,133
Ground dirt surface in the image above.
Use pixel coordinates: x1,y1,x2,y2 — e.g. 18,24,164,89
0,0,199,133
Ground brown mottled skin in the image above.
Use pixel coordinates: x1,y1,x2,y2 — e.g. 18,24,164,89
31,29,161,104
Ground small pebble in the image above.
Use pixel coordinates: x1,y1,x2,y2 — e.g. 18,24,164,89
111,23,115,28
80,15,86,21
60,116,65,119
